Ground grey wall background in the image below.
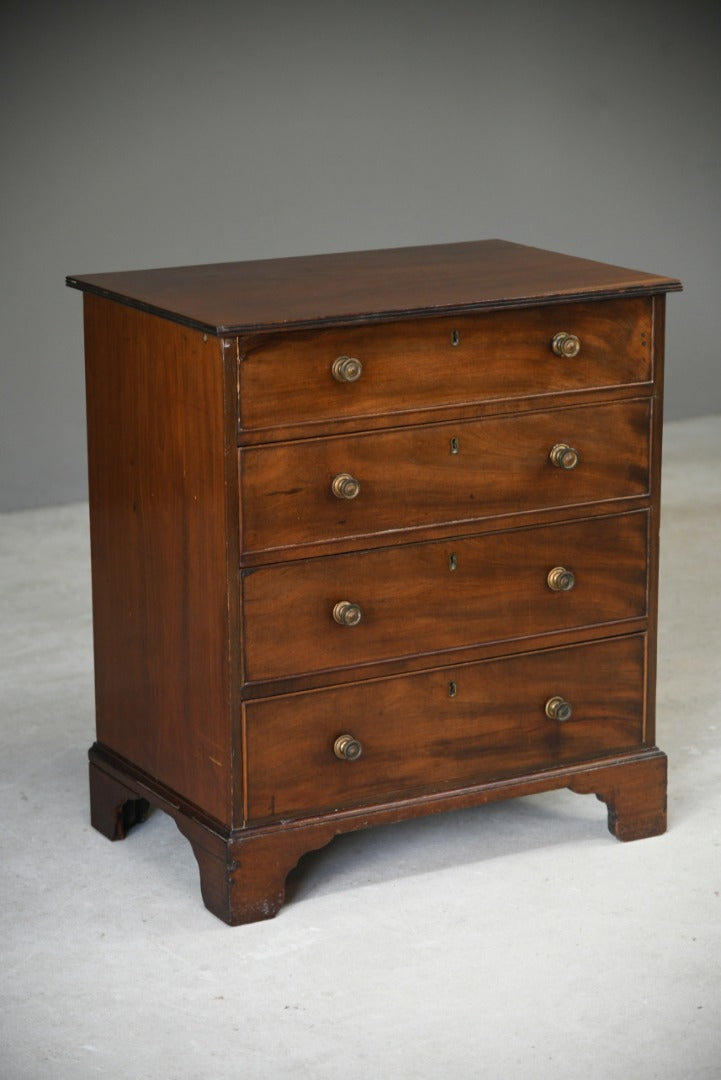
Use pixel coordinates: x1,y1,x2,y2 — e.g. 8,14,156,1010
2,0,719,510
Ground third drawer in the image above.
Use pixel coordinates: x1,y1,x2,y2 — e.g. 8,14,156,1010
242,511,648,682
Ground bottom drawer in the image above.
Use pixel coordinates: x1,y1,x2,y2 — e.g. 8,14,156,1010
245,634,646,822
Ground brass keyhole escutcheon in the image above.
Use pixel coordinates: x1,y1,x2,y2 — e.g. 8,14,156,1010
332,356,363,383
333,600,362,626
545,696,573,722
334,734,363,760
332,473,361,500
551,331,581,358
549,443,580,470
547,566,575,592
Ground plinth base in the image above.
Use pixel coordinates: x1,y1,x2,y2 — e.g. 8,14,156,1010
89,743,667,925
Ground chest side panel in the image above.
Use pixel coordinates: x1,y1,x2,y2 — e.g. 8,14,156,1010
83,297,238,824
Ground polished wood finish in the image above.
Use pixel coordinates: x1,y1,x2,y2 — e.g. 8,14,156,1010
67,239,680,334
242,512,648,683
70,240,680,924
239,399,650,557
238,297,652,436
82,297,239,824
245,635,647,822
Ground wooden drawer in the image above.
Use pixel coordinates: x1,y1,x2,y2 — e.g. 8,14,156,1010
240,399,650,556
245,634,647,822
243,512,648,681
238,298,651,433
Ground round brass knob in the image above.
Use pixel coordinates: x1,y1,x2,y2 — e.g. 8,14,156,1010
334,734,363,761
547,566,575,592
332,355,363,383
333,601,362,626
551,332,581,358
545,696,573,722
331,472,361,500
549,443,580,470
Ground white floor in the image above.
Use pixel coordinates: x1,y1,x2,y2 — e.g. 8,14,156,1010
2,415,720,1080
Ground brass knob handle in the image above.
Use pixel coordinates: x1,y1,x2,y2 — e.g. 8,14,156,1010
332,355,363,383
547,566,575,592
333,601,362,626
551,332,581,358
549,443,580,470
545,696,573,722
334,734,363,761
331,472,361,500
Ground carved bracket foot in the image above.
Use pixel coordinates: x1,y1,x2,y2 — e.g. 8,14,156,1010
89,758,150,841
175,817,339,926
569,750,667,842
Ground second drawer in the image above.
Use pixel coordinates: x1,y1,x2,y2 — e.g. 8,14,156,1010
239,399,650,556
242,511,648,682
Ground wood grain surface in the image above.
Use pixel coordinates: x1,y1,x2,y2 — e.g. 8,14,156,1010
74,240,676,923
83,295,239,824
240,399,651,556
239,297,652,434
68,239,681,334
245,635,647,822
243,511,648,681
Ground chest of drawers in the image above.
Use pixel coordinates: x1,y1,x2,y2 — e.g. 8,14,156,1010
68,240,681,924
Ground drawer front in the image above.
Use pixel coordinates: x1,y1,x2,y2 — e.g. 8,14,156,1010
239,298,651,432
245,635,647,822
240,399,650,555
243,512,648,681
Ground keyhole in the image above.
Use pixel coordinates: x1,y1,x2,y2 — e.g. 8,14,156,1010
451,329,460,347
450,436,460,455
449,681,457,698
449,553,458,572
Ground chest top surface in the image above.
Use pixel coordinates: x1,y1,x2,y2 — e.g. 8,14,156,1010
66,239,681,335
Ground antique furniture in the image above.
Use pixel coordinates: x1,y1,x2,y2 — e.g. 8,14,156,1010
67,240,681,924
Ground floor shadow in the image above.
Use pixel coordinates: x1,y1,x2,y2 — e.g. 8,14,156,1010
284,787,610,907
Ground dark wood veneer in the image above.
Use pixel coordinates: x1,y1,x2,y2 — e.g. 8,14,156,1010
83,297,239,824
238,297,652,434
68,239,680,334
239,399,651,556
71,240,679,924
245,635,648,822
242,512,648,683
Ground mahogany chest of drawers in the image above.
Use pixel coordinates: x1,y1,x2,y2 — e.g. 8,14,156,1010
67,240,681,924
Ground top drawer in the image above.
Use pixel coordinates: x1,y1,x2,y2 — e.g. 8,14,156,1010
238,298,652,434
